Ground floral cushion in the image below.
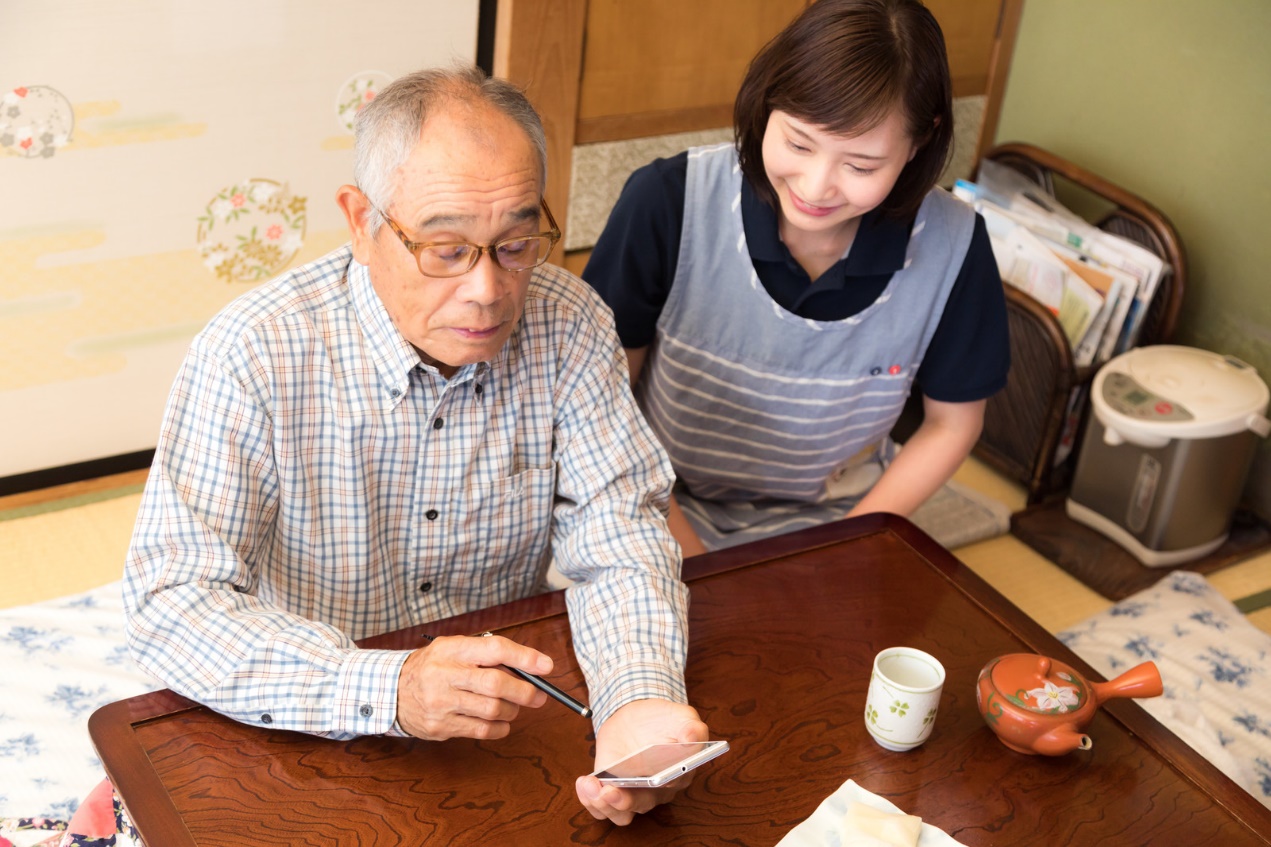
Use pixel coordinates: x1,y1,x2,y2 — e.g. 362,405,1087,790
0,581,159,838
1059,570,1271,809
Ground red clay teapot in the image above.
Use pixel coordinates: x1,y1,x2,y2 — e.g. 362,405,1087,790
976,653,1163,755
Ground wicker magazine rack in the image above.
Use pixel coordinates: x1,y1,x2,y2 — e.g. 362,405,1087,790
973,142,1187,505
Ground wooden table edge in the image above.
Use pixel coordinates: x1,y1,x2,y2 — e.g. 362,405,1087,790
89,693,201,846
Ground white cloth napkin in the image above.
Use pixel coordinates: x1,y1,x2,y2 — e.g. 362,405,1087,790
776,779,966,846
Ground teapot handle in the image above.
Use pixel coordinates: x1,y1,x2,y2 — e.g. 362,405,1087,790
1090,661,1163,702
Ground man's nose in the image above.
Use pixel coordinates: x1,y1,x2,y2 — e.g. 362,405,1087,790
457,249,505,305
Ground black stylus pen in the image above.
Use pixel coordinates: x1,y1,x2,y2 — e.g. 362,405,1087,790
420,632,593,718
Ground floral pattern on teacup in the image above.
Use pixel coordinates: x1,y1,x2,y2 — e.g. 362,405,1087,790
866,668,941,749
196,178,307,282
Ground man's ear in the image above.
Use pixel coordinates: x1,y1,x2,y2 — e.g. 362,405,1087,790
336,184,375,265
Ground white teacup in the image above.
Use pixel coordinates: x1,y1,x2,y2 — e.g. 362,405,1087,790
864,647,946,752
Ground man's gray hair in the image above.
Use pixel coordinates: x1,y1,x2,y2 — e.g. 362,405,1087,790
353,65,548,236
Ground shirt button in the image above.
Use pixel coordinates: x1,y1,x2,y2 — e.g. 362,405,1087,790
261,713,273,724
425,509,438,520
870,367,882,376
360,704,373,717
433,417,444,430
474,383,483,396
419,580,433,593
389,388,401,397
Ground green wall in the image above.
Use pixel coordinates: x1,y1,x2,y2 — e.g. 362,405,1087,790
995,0,1271,515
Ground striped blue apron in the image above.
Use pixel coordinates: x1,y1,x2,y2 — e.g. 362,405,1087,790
637,143,975,549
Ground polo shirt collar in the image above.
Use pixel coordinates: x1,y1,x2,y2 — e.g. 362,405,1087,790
740,178,913,278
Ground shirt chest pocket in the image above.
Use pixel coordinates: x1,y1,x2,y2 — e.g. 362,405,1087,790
453,467,556,597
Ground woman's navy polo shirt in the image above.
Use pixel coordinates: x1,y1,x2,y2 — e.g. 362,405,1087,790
583,151,1010,403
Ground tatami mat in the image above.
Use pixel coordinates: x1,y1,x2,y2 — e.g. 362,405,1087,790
950,457,1271,636
1,490,143,608
949,459,1113,632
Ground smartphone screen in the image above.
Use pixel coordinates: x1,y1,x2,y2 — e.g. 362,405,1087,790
592,740,729,787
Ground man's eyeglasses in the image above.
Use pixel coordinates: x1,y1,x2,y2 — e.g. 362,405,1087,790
376,199,561,278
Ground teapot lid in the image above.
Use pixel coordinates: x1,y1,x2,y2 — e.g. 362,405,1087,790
988,654,1088,715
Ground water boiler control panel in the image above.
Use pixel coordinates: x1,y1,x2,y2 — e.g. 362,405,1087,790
1101,372,1195,422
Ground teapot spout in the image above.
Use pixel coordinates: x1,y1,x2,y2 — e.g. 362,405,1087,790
1033,727,1093,756
1090,661,1163,703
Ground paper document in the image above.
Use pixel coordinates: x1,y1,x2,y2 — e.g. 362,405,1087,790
992,226,1069,314
1052,249,1133,367
1057,272,1103,351
957,168,1168,359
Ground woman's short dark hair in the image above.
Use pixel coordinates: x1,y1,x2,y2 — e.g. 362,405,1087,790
734,0,953,220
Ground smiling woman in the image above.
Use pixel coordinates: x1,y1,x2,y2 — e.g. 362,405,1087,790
760,109,918,280
581,0,1010,555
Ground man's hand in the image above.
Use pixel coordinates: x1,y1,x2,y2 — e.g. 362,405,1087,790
575,699,710,826
396,634,552,740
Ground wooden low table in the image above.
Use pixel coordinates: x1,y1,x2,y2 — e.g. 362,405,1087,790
91,515,1271,845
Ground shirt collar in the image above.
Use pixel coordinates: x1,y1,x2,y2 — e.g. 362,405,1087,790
740,179,914,277
347,256,422,402
348,254,496,400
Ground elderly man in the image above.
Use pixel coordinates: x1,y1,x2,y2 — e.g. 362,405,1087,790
123,66,707,825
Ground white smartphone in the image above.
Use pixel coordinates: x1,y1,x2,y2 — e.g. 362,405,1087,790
591,740,730,788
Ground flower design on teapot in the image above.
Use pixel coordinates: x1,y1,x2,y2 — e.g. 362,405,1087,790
1025,679,1080,713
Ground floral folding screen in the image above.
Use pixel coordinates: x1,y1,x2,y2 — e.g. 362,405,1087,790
0,2,480,479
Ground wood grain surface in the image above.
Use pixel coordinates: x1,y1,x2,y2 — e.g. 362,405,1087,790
90,515,1271,845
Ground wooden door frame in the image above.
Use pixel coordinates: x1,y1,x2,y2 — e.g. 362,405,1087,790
492,0,1024,260
492,0,588,227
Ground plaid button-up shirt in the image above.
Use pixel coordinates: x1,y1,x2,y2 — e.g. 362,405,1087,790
124,246,688,737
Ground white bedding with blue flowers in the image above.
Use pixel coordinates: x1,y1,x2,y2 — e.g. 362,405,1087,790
1060,570,1271,810
0,581,160,822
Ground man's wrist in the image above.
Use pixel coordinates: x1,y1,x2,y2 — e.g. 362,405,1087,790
588,659,687,727
331,648,412,736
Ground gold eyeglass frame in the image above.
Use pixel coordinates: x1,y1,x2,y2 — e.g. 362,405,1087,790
377,198,561,278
